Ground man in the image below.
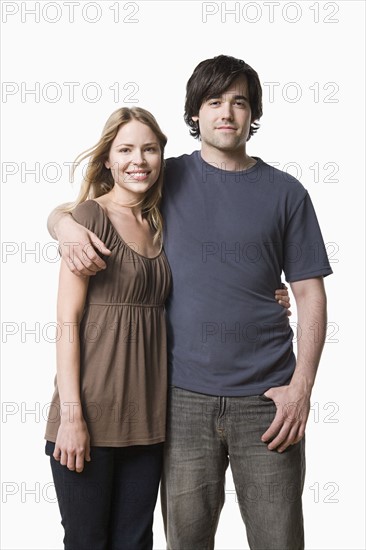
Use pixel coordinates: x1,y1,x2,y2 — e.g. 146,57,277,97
48,55,332,549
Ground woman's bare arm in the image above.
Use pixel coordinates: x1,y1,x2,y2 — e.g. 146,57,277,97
53,259,91,472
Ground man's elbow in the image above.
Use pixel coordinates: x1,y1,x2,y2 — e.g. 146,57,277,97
291,277,327,308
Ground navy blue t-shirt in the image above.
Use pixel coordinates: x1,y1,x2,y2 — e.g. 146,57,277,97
161,151,332,396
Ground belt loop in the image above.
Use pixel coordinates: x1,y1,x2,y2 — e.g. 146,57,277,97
218,396,226,418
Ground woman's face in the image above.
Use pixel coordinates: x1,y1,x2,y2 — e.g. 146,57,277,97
105,119,161,198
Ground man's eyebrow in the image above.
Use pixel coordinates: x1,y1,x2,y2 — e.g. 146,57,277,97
205,93,222,100
205,93,248,101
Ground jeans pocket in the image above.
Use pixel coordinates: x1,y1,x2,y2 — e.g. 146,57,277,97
258,393,274,403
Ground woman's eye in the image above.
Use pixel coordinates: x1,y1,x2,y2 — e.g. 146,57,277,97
119,148,129,153
145,147,157,152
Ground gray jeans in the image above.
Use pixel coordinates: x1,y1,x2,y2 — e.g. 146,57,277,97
161,386,305,550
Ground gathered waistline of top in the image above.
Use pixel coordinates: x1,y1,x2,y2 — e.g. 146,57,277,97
87,302,164,308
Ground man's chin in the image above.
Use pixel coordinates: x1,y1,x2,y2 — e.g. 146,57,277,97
214,141,244,153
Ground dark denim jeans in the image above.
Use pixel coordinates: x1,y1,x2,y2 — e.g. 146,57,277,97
161,387,305,550
46,441,163,550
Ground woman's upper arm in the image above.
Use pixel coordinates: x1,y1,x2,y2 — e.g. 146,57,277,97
57,259,90,323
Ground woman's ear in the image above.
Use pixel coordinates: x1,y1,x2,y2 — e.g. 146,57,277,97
105,159,110,169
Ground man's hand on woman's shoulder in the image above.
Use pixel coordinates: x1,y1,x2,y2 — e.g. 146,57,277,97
55,213,111,277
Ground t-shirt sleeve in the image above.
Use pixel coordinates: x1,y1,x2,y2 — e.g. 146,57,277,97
71,200,115,251
283,192,333,282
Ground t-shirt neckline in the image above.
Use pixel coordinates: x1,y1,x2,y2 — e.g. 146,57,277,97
195,150,263,176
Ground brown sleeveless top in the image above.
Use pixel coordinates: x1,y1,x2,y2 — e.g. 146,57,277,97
45,200,171,446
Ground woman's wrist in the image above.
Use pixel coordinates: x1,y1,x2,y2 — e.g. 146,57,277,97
60,402,84,423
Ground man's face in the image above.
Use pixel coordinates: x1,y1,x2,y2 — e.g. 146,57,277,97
192,76,253,153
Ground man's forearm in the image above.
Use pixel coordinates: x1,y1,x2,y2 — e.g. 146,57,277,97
47,204,72,240
290,279,327,393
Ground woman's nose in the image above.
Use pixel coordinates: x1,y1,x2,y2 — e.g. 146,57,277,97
132,151,146,165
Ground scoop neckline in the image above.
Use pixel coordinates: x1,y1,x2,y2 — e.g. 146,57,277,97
90,200,163,261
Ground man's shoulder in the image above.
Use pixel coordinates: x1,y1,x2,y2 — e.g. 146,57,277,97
164,151,199,189
259,159,307,197
165,151,198,168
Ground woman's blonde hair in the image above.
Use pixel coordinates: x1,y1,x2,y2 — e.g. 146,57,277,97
65,107,167,246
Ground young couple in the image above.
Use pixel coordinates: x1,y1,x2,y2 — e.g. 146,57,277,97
45,54,332,550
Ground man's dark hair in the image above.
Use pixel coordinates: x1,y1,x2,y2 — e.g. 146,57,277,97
184,55,263,141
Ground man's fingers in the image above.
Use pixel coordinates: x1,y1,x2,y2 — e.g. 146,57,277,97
261,409,283,442
277,425,301,452
266,420,293,450
69,255,100,277
292,425,306,445
82,240,109,269
267,416,303,451
278,423,305,452
61,249,98,277
60,233,110,276
87,236,111,258
261,401,302,450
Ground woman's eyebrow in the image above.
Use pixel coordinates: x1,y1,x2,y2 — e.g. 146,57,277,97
114,141,159,148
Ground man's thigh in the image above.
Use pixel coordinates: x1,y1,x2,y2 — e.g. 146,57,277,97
161,387,229,550
227,395,305,550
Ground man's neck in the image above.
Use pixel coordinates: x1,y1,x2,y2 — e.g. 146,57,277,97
200,145,256,172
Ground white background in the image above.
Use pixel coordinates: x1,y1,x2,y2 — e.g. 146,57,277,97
1,1,365,549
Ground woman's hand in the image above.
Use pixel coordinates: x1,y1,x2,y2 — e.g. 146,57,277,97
53,417,91,473
275,284,292,316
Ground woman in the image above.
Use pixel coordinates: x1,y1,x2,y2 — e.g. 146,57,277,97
45,106,291,550
45,107,171,550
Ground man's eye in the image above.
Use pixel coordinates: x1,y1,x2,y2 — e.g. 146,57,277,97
209,100,220,106
145,147,157,152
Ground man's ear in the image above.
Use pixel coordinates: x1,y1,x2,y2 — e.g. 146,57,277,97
192,116,199,122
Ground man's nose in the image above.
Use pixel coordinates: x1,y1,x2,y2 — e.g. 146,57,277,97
220,102,234,120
